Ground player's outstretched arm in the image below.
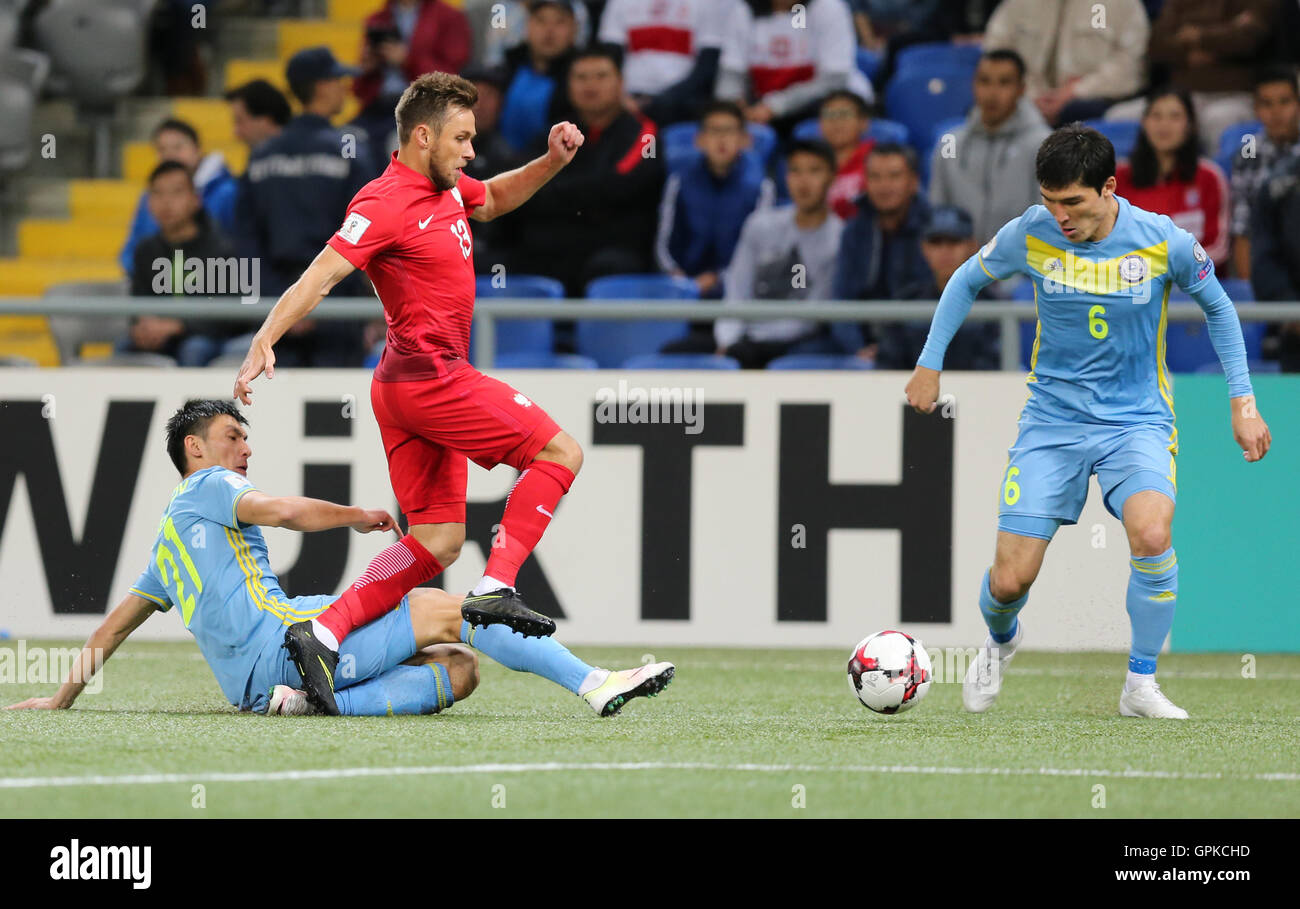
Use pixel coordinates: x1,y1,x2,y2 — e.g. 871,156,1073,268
4,594,157,710
235,489,395,534
1230,395,1271,462
472,121,584,222
233,245,357,404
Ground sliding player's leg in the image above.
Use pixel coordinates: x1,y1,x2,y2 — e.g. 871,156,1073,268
407,588,674,716
1099,426,1185,718
333,645,477,716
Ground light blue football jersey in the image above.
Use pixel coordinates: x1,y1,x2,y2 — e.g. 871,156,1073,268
919,195,1252,424
130,466,328,706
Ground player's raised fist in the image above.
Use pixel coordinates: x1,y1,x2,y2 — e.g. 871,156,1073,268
351,509,397,533
547,121,584,167
234,335,276,405
905,366,941,414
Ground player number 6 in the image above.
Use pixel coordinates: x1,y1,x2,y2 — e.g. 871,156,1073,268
1088,304,1108,340
1003,466,1021,506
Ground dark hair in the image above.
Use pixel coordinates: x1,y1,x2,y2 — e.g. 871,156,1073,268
786,137,836,171
1129,88,1200,188
868,140,919,175
698,99,746,129
165,400,248,475
980,48,1027,80
147,160,193,187
570,43,623,72
152,118,200,146
395,72,479,144
1035,123,1115,193
1253,65,1300,98
224,79,292,127
819,88,870,118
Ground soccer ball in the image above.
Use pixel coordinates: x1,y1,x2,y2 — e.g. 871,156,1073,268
847,630,933,714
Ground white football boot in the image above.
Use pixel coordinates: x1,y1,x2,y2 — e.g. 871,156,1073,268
962,622,1024,713
1119,679,1189,719
581,663,675,716
268,685,320,716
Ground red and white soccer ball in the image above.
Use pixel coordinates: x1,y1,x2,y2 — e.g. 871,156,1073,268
847,630,933,714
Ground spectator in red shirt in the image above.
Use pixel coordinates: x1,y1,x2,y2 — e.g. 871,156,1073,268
820,89,875,220
1115,88,1229,265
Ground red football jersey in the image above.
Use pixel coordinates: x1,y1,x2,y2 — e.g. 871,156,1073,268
327,152,487,380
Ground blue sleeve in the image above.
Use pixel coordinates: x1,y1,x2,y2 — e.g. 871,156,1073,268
192,470,260,530
205,176,240,234
130,564,173,612
1168,225,1254,398
915,216,1022,369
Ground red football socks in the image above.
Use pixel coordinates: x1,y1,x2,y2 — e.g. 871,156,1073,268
484,459,575,587
317,534,443,643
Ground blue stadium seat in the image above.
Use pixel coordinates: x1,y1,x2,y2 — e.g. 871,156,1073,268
923,114,967,184
765,354,875,370
1220,277,1255,302
661,121,778,176
470,274,562,361
1164,290,1264,372
791,116,909,146
1009,279,1039,370
622,353,741,369
894,42,982,76
494,352,599,369
578,274,697,368
856,47,882,83
1216,120,1263,177
1083,119,1140,159
885,66,975,154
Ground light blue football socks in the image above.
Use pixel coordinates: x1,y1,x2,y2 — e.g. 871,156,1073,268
1126,547,1178,676
335,662,453,716
978,568,1027,643
460,619,594,694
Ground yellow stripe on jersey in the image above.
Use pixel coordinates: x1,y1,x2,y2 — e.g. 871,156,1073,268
130,586,168,608
224,527,326,624
1025,236,1169,294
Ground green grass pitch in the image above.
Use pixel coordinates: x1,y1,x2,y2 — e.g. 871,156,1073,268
2,641,1297,818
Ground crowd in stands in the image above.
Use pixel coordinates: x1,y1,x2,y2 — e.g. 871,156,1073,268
118,0,1300,370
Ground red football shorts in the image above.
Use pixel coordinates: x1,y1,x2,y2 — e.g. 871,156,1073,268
371,363,561,525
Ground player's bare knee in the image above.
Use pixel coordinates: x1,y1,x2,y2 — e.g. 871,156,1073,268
446,646,479,700
538,432,583,476
989,565,1032,603
1129,524,1171,558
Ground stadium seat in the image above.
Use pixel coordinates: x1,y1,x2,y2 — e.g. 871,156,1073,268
1010,279,1039,371
34,0,146,105
765,354,875,370
494,352,600,369
792,116,910,146
0,50,48,174
1220,277,1255,302
1164,290,1265,372
662,121,777,176
894,42,982,77
856,47,882,83
43,280,127,364
578,274,697,368
1084,119,1140,159
622,353,740,369
923,115,967,185
1216,120,1263,177
471,273,562,361
885,66,975,154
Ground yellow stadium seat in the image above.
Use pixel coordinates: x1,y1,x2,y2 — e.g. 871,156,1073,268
328,0,385,22
0,258,122,296
278,20,362,65
68,180,140,223
171,98,236,146
19,221,126,260
0,316,60,366
124,141,156,185
226,58,290,94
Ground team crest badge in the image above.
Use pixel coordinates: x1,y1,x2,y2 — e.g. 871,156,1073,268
1119,253,1148,283
981,236,997,258
1192,242,1208,264
513,393,532,408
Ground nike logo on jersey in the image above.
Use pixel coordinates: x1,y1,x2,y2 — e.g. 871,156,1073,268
418,214,434,229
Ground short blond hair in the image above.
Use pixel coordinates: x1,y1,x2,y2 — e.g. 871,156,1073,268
395,72,479,144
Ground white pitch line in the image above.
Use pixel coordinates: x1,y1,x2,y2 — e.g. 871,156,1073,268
0,761,1296,790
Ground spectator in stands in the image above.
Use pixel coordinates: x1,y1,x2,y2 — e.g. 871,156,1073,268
1250,145,1300,368
717,0,873,132
892,205,1000,369
461,63,526,274
713,140,845,368
831,142,931,363
821,89,875,221
1145,0,1279,151
929,49,1049,244
224,79,291,152
351,0,472,153
497,46,664,297
983,0,1149,125
499,0,580,153
237,46,373,367
1230,68,1300,279
656,101,775,353
119,119,240,276
1115,89,1230,266
125,162,238,366
598,0,732,126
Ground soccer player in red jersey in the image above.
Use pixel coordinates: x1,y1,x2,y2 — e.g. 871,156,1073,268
233,73,587,714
